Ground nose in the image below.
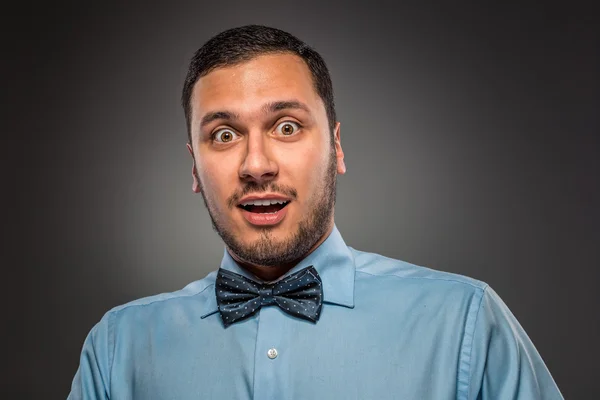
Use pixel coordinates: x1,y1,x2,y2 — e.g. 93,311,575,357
238,132,278,183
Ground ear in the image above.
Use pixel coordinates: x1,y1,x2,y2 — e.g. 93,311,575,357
333,122,346,175
186,143,202,193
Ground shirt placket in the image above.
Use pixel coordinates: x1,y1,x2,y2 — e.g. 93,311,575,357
252,305,288,400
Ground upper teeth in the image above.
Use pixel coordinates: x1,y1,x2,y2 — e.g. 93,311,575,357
241,199,288,206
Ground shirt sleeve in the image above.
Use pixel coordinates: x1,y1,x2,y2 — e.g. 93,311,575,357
67,312,113,400
465,286,563,399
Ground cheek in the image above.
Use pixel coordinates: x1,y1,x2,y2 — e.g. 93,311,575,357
198,156,239,202
278,143,329,192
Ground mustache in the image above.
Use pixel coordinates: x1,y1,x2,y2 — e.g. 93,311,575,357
227,182,298,209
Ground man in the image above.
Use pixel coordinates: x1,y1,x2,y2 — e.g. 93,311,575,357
68,25,563,399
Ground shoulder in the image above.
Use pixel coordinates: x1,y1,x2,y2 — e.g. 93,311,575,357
350,247,488,296
349,247,492,342
101,270,218,324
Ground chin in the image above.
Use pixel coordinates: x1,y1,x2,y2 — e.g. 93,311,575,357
248,222,294,237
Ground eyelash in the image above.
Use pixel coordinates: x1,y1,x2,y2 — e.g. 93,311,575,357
210,120,302,143
274,121,301,136
211,129,239,143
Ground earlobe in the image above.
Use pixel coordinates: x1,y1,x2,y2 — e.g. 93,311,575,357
186,143,202,194
334,122,346,175
191,167,202,193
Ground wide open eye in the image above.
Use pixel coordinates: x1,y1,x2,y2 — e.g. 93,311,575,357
212,128,239,143
274,121,300,136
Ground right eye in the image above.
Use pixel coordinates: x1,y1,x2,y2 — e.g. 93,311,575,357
212,128,239,143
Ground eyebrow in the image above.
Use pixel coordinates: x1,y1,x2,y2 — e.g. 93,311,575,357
199,100,311,129
200,111,240,129
262,100,311,114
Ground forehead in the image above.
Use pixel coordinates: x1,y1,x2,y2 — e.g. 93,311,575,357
191,53,323,120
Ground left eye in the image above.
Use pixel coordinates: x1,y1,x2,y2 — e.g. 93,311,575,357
275,121,300,136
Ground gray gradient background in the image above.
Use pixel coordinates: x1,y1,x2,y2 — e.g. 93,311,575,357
3,1,599,399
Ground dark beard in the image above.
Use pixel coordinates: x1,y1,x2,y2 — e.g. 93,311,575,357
199,145,337,267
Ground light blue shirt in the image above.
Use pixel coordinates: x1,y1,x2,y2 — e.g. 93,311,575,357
68,226,563,399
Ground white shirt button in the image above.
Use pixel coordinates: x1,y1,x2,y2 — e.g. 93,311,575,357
267,348,278,359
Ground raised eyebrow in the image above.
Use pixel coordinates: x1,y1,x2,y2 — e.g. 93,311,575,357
199,101,308,129
199,111,239,129
263,100,311,114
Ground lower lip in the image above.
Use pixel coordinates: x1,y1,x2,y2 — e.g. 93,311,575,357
240,204,289,226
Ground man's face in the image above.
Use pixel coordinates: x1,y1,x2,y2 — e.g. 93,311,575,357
187,53,346,268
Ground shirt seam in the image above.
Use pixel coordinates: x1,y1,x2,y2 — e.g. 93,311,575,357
109,283,215,315
457,284,487,400
105,283,216,395
355,270,485,290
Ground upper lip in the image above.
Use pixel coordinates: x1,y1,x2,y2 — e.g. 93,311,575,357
238,194,292,206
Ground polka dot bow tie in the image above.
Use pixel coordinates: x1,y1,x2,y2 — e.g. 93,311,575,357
215,266,323,327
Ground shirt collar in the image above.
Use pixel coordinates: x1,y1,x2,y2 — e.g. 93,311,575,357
201,225,355,319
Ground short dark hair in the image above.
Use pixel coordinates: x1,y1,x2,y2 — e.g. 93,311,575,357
181,25,337,144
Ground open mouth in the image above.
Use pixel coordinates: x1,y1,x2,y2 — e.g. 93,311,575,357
237,200,291,214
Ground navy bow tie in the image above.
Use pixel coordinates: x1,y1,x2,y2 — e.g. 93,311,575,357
215,266,323,327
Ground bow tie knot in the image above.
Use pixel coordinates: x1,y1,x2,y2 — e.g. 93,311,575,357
259,285,276,306
215,266,323,327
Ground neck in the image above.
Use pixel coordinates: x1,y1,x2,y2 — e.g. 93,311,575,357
227,222,334,282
